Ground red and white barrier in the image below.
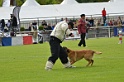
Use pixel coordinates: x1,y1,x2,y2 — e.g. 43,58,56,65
1,35,33,46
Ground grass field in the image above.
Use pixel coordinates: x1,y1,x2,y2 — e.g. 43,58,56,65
0,37,124,82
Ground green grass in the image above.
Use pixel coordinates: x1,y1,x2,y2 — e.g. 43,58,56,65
0,37,124,82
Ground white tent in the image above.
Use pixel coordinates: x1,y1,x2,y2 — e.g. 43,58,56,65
0,6,14,20
20,5,61,21
109,0,124,2
22,0,40,6
19,0,124,21
113,0,124,2
61,0,78,5
2,0,10,7
0,0,124,21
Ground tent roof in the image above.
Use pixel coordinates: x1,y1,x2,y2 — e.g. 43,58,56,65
114,0,124,2
0,1,124,21
20,5,61,21
109,0,124,2
22,0,40,6
61,0,78,5
0,6,14,20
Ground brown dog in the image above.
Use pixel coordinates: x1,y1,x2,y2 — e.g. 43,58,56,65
63,47,102,66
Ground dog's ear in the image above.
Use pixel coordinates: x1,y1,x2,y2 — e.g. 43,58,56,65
63,46,69,53
63,47,70,53
63,46,67,50
66,49,70,53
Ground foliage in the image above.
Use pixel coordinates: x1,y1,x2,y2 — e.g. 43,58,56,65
76,0,109,2
38,25,44,30
16,0,24,6
20,27,25,31
0,37,124,82
0,0,3,6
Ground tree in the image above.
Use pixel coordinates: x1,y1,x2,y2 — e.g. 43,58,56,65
0,0,3,6
0,0,110,7
16,0,23,6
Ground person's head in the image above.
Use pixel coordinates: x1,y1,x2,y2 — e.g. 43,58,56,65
68,21,74,29
1,19,5,23
80,14,85,20
64,18,68,22
10,14,13,16
8,20,10,22
118,16,121,19
10,14,14,18
60,18,63,21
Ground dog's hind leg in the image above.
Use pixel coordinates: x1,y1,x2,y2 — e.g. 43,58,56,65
90,59,94,66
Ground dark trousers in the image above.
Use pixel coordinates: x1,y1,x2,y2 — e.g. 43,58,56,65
48,37,68,64
78,33,86,47
103,16,106,24
10,26,17,36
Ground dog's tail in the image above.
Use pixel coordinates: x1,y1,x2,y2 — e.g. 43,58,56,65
94,51,102,55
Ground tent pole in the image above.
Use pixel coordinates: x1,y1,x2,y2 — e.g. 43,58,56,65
55,17,57,24
37,18,39,27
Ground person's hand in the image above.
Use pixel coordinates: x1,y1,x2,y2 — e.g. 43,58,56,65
71,34,74,37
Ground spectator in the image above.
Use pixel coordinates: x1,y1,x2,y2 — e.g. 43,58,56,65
60,18,63,21
32,21,38,44
10,14,17,36
47,23,52,30
28,23,32,31
65,18,69,23
108,20,113,26
0,19,5,32
113,19,117,25
6,20,11,32
77,14,87,47
42,20,47,26
89,17,94,27
98,18,102,26
117,16,122,27
102,8,107,25
32,20,37,31
51,24,55,30
86,19,91,39
43,23,52,30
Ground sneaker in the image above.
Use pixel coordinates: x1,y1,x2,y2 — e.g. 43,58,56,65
78,45,81,47
45,61,53,71
45,67,52,71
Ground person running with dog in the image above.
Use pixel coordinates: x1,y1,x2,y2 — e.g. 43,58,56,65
45,19,74,70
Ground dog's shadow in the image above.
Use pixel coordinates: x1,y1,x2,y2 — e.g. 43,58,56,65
73,65,99,69
53,65,100,71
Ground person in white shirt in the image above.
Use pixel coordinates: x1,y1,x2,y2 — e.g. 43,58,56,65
45,20,74,70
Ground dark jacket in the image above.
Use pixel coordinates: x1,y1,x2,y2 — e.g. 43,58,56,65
1,19,5,27
11,16,17,26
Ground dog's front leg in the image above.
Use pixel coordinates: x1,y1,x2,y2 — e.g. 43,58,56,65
70,60,75,65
